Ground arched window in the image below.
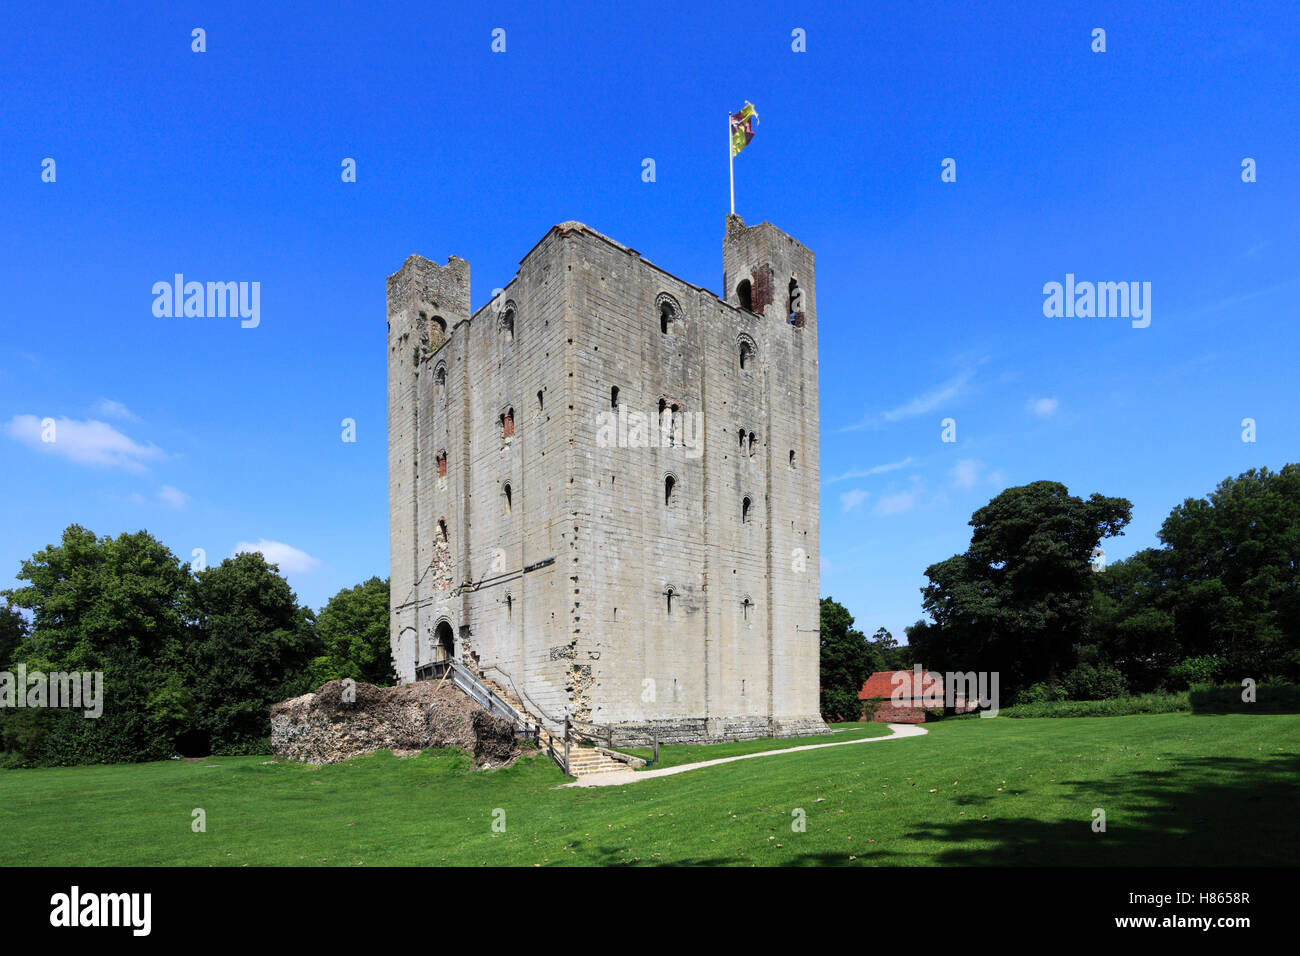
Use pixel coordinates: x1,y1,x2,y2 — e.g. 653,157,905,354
657,293,683,335
437,518,448,542
611,386,619,409
432,315,447,337
503,482,512,515
500,307,515,342
748,431,757,457
665,587,675,614
500,407,515,440
435,364,446,389
436,451,447,478
505,592,513,620
739,339,754,370
537,389,543,410
738,428,746,450
742,496,752,523
789,450,796,469
737,280,753,312
664,474,675,507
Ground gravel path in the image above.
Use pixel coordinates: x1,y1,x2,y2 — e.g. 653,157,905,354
564,722,929,788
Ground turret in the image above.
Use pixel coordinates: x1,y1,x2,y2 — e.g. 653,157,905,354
386,254,470,681
722,214,815,330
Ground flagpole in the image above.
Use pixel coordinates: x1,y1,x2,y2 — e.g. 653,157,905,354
728,112,735,215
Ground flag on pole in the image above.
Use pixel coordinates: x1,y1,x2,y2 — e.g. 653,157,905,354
730,101,759,157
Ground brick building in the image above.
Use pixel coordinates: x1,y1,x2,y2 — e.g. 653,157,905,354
858,670,946,724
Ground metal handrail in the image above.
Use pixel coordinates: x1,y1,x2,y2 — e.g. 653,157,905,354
470,663,661,772
444,661,526,727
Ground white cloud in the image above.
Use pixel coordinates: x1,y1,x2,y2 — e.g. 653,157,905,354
881,371,974,423
840,367,980,432
953,458,982,489
157,485,189,509
875,489,919,515
825,457,915,484
92,398,141,422
839,489,870,513
232,539,322,574
952,458,1008,492
1027,397,1059,417
3,415,165,473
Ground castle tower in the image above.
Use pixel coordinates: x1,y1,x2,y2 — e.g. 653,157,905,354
717,214,821,733
386,254,470,679
387,219,824,742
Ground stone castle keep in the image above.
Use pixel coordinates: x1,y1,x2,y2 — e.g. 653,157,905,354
387,215,826,742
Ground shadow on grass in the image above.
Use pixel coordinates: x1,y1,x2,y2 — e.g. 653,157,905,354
557,750,1298,867
856,751,1299,867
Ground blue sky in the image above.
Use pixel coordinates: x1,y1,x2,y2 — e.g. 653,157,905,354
2,2,1296,640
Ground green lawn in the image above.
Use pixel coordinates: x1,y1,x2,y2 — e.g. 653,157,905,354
616,721,892,768
1,713,1295,866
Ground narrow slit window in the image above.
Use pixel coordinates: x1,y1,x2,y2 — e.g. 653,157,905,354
787,279,804,326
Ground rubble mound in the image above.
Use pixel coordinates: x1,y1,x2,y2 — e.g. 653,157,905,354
270,679,519,767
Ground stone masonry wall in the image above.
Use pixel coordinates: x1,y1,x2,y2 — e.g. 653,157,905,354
389,217,825,742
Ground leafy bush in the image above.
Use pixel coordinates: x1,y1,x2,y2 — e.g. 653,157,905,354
1000,691,1191,718
1016,681,1065,705
821,686,864,723
1188,682,1300,714
1062,662,1129,701
1168,655,1227,690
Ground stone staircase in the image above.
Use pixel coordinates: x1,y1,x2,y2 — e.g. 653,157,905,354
475,670,638,778
564,743,635,777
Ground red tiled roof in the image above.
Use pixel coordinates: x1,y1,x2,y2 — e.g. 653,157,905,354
858,670,943,702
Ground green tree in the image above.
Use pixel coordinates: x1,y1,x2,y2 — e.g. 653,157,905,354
1,525,191,765
911,481,1131,698
1091,465,1300,685
1156,465,1299,679
307,576,392,687
185,552,321,755
0,604,28,668
820,597,883,721
1088,547,1178,691
870,627,897,649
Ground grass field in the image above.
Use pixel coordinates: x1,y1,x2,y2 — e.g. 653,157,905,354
1,713,1295,866
616,721,892,768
